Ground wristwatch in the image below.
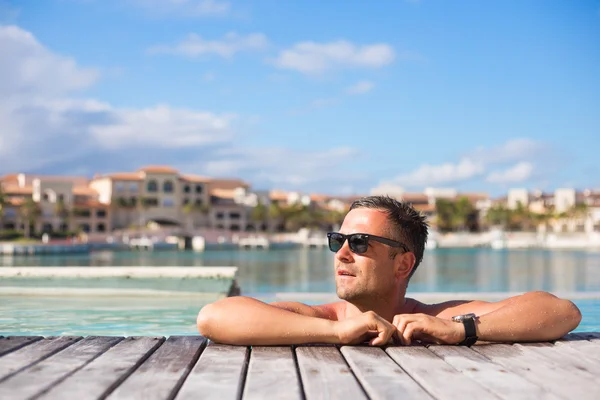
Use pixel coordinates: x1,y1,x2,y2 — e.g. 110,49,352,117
451,313,478,347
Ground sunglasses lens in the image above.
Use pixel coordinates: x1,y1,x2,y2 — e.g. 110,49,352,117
348,235,368,254
328,233,345,252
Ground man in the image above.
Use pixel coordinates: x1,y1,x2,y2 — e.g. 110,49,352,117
197,196,582,346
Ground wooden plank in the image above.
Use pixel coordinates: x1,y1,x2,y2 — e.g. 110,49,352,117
296,345,366,400
428,345,559,400
37,336,164,400
341,346,431,400
0,336,81,382
176,342,248,400
243,346,301,400
0,336,122,400
555,334,600,360
516,343,600,377
386,346,501,400
0,336,43,357
108,336,206,400
472,343,600,400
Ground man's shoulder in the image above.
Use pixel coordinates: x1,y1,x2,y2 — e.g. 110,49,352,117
313,301,346,321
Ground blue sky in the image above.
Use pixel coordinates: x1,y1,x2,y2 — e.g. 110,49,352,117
0,0,599,196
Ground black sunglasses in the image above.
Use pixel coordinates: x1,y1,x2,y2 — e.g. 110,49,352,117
327,232,410,255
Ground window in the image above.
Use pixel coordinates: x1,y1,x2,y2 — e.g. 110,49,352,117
96,210,106,218
58,194,65,202
195,199,203,206
216,212,224,219
4,209,16,218
42,223,53,233
195,185,203,194
75,209,91,218
163,180,174,193
163,198,175,207
182,198,190,205
59,223,69,232
80,223,90,233
115,183,125,192
97,223,106,232
183,185,191,193
42,193,49,201
143,198,159,207
147,180,158,192
229,212,240,219
129,183,139,191
230,224,240,231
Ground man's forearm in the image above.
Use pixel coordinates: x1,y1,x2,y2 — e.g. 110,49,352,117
197,297,338,345
476,291,582,342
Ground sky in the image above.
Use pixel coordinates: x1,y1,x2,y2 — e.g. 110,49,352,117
0,0,599,197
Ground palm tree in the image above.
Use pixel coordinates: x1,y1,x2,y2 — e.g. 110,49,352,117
19,198,41,239
250,203,268,231
55,199,71,232
0,187,6,231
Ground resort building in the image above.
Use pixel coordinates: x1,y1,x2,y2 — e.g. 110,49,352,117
0,173,110,236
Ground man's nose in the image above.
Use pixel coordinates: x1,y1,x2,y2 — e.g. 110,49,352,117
335,240,354,263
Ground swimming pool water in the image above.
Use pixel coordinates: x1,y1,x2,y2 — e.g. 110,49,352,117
1,248,599,336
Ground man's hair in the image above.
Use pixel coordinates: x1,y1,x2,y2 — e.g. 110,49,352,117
349,195,429,279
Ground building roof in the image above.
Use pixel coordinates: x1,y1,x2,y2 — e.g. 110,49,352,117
103,172,144,181
4,197,25,206
73,186,99,196
210,188,237,199
269,190,289,202
402,193,429,203
460,192,490,202
138,165,179,174
309,193,330,202
208,179,250,191
181,174,211,183
74,200,108,208
2,184,33,195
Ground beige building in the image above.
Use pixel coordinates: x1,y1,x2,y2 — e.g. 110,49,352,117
90,166,217,231
0,173,110,235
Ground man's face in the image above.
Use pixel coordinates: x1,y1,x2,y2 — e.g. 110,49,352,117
333,208,399,302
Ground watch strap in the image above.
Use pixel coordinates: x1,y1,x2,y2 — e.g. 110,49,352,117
458,316,478,347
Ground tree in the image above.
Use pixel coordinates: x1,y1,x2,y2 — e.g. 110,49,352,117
485,204,511,228
55,199,71,232
250,203,268,231
0,187,6,231
19,198,41,238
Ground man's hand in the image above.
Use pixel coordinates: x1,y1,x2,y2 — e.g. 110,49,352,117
393,313,465,345
335,311,397,346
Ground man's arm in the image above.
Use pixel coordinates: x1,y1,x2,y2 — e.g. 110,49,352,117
197,296,396,346
396,291,582,344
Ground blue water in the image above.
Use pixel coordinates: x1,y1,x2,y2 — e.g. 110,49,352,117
1,248,599,335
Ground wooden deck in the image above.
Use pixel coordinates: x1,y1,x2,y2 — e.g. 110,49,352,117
0,333,599,399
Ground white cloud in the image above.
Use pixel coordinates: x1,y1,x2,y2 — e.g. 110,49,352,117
273,40,395,74
390,158,485,187
0,25,234,171
131,0,230,17
148,32,268,58
486,162,534,183
180,146,364,189
468,138,547,165
0,25,98,95
0,25,368,195
345,81,374,95
90,104,235,149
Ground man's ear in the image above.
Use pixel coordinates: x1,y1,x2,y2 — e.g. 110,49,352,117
395,252,416,280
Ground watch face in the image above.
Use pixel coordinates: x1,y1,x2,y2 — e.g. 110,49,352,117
452,313,476,322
